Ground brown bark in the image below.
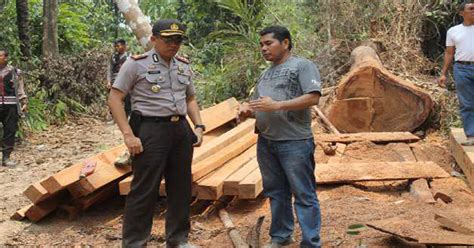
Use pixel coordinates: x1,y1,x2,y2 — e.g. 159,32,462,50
327,45,433,133
42,0,59,57
16,0,31,59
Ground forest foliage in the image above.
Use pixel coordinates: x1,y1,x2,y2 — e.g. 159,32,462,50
0,0,468,133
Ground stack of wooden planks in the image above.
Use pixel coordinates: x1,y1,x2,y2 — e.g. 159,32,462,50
13,96,453,223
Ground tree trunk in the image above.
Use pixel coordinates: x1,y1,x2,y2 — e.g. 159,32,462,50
114,0,153,50
42,0,59,58
327,45,433,133
16,0,31,59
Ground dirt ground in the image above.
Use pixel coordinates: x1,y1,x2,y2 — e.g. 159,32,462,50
1,117,473,247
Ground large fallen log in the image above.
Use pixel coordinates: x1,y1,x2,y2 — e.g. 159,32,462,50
316,161,449,184
327,45,433,133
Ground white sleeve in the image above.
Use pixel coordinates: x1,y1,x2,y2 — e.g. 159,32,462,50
446,28,455,47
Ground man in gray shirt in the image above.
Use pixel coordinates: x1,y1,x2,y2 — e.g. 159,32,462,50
108,19,204,248
239,25,322,248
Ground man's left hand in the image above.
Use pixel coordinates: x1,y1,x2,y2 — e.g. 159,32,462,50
249,96,281,112
193,128,203,147
21,103,28,113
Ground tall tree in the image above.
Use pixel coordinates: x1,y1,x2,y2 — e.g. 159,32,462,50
114,0,152,50
16,0,31,59
42,0,59,57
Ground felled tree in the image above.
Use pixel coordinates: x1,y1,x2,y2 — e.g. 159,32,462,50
327,45,433,133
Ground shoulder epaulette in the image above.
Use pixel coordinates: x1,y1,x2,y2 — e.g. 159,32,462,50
175,55,190,64
131,54,148,61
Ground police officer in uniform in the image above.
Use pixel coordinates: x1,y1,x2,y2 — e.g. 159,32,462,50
0,49,27,167
107,39,131,117
108,20,205,248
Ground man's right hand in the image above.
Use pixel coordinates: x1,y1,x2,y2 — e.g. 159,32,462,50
124,133,143,156
438,75,447,88
237,102,254,123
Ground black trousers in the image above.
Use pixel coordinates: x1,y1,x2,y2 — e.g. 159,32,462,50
0,104,19,157
122,118,194,248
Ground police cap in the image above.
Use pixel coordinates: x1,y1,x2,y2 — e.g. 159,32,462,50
152,19,187,37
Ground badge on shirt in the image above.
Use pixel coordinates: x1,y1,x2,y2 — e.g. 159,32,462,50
151,84,161,93
152,54,159,63
178,65,184,73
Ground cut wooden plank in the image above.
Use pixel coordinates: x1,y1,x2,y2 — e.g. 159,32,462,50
367,216,474,245
238,167,263,199
73,182,118,210
11,204,33,221
23,181,50,204
196,97,239,134
224,158,259,195
40,144,126,194
317,132,419,144
435,213,474,235
67,156,131,198
119,176,133,195
389,143,417,162
196,145,257,200
25,197,60,223
409,144,431,162
192,132,257,181
409,179,436,204
193,118,256,165
316,161,450,184
450,127,474,190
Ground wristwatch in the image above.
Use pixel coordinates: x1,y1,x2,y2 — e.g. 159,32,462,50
195,124,206,132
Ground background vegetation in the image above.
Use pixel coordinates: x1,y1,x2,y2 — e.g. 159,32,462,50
0,0,469,134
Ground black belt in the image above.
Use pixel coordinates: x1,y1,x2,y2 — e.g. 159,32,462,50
141,115,185,123
456,61,474,65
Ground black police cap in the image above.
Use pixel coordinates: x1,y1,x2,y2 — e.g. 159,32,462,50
152,19,187,37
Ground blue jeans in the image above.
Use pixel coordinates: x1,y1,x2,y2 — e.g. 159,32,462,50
257,136,321,248
454,63,474,137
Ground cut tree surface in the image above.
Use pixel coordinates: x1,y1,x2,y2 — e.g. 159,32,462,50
317,132,419,144
327,45,433,132
367,216,474,245
450,128,474,190
316,161,449,184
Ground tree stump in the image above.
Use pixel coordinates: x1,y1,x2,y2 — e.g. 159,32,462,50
327,45,433,133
